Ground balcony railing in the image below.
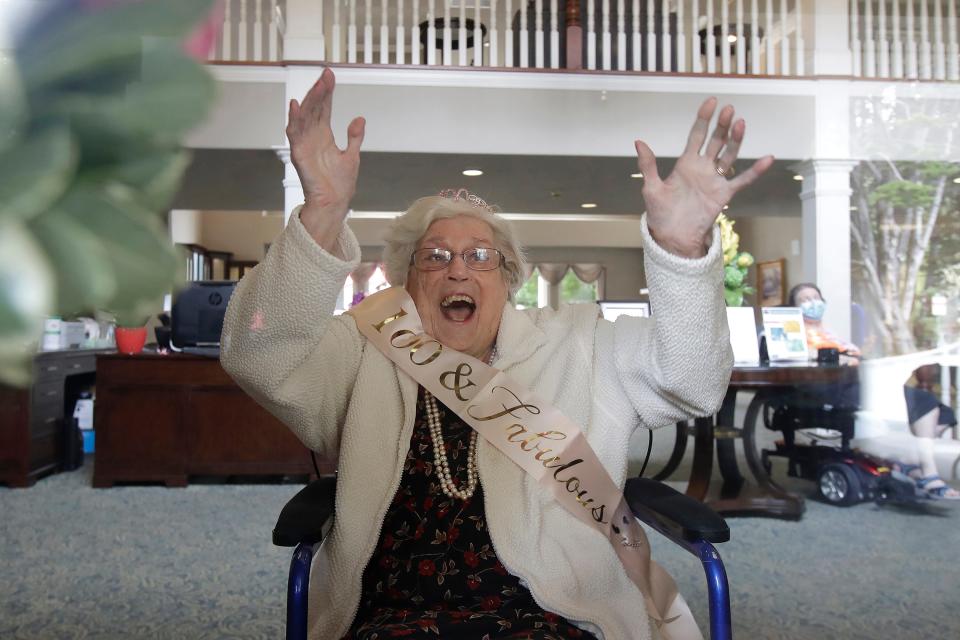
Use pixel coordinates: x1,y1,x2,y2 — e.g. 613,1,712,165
212,0,960,80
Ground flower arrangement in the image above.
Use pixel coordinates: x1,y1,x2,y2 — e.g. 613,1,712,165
0,0,216,384
717,213,755,307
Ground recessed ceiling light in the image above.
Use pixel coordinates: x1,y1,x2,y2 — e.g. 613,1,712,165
727,35,738,43
462,169,483,177
849,205,858,211
631,172,643,179
722,205,729,210
953,176,960,184
793,174,804,181
581,202,598,209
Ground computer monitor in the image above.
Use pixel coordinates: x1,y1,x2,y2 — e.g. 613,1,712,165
171,281,236,353
597,300,651,321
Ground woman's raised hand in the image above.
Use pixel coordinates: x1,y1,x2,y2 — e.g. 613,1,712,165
287,68,365,245
634,98,774,258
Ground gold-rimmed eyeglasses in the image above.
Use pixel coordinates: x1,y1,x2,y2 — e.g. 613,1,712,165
411,247,504,272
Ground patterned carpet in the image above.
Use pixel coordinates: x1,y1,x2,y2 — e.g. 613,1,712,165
2,455,958,640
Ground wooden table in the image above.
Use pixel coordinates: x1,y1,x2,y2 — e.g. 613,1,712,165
680,363,860,519
93,352,329,487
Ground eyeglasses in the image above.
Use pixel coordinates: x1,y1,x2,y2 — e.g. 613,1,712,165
411,247,505,272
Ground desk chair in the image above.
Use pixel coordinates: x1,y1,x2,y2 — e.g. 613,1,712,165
274,474,733,640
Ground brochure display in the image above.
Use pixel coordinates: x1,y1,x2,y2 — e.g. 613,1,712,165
761,307,809,361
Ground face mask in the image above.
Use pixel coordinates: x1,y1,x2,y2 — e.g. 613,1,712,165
800,299,826,321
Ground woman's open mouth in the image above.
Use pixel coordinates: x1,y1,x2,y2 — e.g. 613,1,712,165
440,294,476,323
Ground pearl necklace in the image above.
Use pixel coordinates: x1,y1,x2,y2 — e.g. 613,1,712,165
424,389,478,500
423,345,495,501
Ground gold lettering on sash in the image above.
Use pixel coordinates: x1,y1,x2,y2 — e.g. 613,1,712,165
409,339,443,366
440,363,478,401
552,458,584,482
467,386,541,421
371,308,408,333
389,329,422,348
591,505,607,523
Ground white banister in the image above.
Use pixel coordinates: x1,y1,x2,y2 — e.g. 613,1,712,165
906,0,918,77
863,0,875,76
443,0,452,66
920,0,932,78
253,0,264,61
505,0,514,67
750,0,760,73
363,0,372,65
396,0,406,65
662,0,672,71
377,0,387,64
795,0,804,75
617,0,627,71
735,0,745,74
586,0,596,69
221,0,232,60
273,1,284,60
766,0,774,74
677,0,686,72
348,0,357,64
949,0,959,80
692,0,702,72
519,0,529,67
877,0,888,76
780,0,790,74
632,0,641,70
535,0,544,68
427,0,436,65
934,0,946,79
892,0,903,77
647,0,656,70
475,0,485,67
603,0,612,69
550,0,560,68
458,0,468,66
489,0,499,67
332,0,342,62
238,0,248,60
411,0,420,65
707,0,716,72
721,0,731,73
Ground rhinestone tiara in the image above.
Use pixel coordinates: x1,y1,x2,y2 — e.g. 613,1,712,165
438,188,499,213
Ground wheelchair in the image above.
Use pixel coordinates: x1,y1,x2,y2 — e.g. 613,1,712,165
273,467,734,640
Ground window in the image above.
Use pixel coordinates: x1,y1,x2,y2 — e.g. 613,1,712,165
559,269,600,305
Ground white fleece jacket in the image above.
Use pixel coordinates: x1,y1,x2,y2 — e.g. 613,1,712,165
220,212,733,640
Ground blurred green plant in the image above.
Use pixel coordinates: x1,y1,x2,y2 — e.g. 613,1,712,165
717,213,755,307
0,0,215,385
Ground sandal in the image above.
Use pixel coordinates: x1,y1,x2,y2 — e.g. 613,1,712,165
892,462,923,479
916,475,960,500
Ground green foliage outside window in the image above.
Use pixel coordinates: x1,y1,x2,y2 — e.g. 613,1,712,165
560,270,598,304
514,270,539,309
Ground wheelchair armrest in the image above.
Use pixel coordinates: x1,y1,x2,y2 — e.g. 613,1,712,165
272,475,337,547
625,477,730,544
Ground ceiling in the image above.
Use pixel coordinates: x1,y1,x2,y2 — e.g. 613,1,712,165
173,148,804,217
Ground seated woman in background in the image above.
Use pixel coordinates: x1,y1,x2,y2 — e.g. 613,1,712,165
787,283,860,359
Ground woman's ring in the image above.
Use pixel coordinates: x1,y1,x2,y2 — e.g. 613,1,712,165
716,164,735,177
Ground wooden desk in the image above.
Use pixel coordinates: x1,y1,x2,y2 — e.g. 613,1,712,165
0,350,105,487
684,363,860,519
93,352,324,487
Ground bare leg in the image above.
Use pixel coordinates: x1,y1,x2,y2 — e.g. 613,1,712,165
909,407,959,497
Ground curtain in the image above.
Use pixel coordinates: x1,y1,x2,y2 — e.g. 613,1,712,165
571,263,606,299
536,263,570,286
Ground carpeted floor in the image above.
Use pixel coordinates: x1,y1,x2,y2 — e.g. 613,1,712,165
2,452,958,640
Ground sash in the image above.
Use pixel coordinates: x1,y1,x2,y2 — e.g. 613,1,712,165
348,287,703,640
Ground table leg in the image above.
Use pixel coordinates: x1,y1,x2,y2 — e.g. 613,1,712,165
715,391,744,499
686,415,715,502
710,391,805,519
652,422,689,482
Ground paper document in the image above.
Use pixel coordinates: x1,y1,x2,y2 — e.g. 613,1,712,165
726,307,761,365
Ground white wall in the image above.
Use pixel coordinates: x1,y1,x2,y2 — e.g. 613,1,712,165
197,210,284,261
735,215,804,307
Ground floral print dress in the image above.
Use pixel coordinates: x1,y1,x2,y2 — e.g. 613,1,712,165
343,387,587,640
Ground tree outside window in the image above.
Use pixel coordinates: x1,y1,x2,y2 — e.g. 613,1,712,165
560,269,599,304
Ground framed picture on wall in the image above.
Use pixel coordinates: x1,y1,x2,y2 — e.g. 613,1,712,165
757,259,786,307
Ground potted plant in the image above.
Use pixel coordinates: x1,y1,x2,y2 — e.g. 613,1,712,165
111,308,152,355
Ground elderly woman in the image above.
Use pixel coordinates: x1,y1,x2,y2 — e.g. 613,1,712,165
221,68,772,640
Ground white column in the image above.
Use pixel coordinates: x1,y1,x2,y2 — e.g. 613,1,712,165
275,147,305,225
283,0,326,60
793,159,858,342
805,0,852,74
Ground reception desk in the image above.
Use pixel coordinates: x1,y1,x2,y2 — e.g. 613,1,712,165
93,352,327,487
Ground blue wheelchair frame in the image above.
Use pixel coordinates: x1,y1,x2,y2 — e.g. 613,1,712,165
275,475,732,640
